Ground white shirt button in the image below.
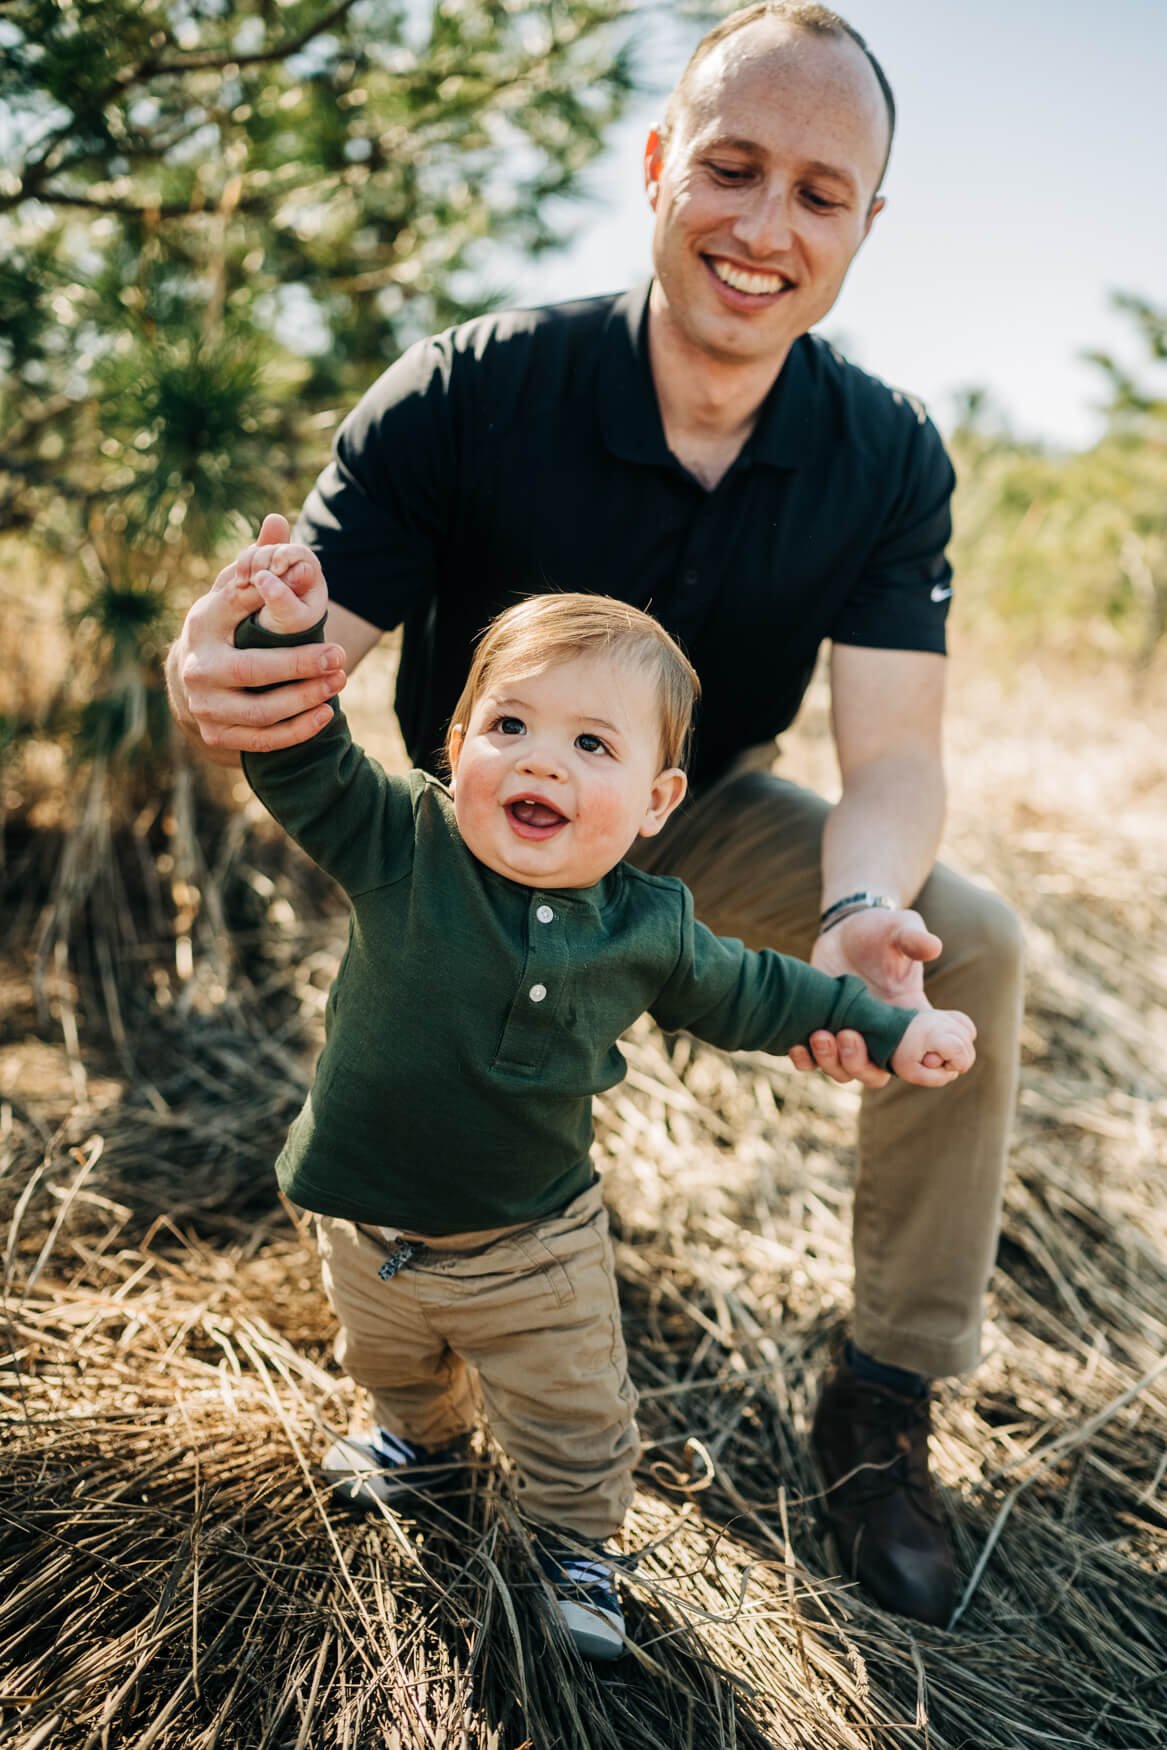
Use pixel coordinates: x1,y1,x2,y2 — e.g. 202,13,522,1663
535,904,554,924
529,983,547,1003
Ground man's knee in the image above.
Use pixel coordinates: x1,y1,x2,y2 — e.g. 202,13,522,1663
965,887,1024,973
926,876,1024,1011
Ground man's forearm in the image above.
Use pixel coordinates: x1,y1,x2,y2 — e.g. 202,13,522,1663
820,753,946,914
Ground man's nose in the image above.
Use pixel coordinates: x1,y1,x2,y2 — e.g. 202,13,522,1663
731,186,793,256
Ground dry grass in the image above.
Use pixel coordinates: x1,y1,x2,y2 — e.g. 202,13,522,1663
1,652,1165,1748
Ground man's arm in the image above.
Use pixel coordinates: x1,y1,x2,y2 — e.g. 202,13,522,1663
787,644,947,1088
165,513,380,767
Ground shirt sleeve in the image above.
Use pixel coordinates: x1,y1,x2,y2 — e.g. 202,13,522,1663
829,397,955,655
649,887,914,1069
293,332,460,631
236,615,416,897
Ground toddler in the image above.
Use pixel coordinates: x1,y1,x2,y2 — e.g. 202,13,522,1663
232,537,976,1661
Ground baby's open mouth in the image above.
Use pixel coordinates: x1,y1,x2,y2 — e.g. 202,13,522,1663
505,799,568,839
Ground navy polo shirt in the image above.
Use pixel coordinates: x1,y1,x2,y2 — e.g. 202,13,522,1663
297,283,955,787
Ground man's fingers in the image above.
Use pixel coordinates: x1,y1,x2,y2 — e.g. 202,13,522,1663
191,672,344,742
182,639,344,694
185,663,345,741
835,1028,892,1088
225,644,346,689
203,704,338,754
799,1029,891,1089
256,512,292,547
893,921,943,965
194,670,345,729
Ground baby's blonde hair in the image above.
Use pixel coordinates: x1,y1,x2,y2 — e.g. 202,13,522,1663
445,594,701,774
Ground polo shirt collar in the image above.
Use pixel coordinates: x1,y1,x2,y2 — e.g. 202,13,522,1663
598,284,672,467
476,855,619,920
742,334,815,469
598,280,815,472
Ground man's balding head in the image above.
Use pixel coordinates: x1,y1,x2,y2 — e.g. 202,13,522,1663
662,2,895,202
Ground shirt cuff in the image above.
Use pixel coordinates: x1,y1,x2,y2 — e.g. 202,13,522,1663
234,611,328,651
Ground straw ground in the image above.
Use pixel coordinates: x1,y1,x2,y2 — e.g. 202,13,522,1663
2,645,1165,1748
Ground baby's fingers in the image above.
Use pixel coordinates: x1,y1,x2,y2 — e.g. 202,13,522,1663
931,1030,977,1074
239,541,317,584
253,568,300,616
907,1062,962,1088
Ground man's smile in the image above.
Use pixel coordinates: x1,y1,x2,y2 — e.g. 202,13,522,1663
705,254,793,301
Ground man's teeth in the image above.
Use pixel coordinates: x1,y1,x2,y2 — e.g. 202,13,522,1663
710,259,788,296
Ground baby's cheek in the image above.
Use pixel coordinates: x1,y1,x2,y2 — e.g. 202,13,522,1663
452,770,494,850
580,786,640,850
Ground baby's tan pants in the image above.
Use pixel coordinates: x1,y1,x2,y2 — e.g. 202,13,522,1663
316,1179,639,1541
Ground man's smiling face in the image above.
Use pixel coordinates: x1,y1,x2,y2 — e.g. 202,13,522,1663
646,20,888,368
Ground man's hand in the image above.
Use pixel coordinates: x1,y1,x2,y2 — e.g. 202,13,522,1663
787,906,943,1089
166,513,348,762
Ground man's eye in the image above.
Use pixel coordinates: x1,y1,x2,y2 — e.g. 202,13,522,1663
494,716,525,736
708,162,750,184
576,733,610,756
802,189,843,212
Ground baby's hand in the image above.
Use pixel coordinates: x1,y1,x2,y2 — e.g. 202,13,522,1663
234,536,328,635
890,1009,977,1087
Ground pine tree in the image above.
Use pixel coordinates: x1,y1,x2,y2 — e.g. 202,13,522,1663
0,0,640,1016
1,0,639,761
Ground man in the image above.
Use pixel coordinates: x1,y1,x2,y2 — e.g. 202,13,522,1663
167,1,1023,1626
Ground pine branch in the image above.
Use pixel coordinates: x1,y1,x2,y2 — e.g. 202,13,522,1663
148,0,360,76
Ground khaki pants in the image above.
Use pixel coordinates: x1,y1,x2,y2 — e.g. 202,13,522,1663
316,1180,639,1541
627,763,1024,1378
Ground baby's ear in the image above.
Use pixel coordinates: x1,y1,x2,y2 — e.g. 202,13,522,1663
446,724,464,790
639,766,687,838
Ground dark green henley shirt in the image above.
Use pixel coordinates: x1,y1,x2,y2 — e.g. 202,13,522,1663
240,624,915,1235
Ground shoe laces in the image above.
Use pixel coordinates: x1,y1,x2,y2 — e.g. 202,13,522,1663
370,1429,461,1470
537,1545,620,1614
849,1390,939,1515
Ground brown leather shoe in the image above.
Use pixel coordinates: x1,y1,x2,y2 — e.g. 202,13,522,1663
811,1358,956,1626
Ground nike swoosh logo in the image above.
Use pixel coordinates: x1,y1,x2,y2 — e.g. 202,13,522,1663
930,583,953,603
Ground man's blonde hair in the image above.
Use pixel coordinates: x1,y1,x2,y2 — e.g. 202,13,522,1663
445,593,701,774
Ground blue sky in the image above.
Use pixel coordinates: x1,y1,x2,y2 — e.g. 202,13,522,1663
516,0,1167,449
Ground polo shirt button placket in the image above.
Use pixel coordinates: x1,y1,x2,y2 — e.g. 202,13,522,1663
531,901,553,1003
492,893,570,1071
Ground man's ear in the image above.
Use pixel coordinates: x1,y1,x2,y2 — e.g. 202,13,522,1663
863,194,886,241
638,767,687,838
644,126,665,208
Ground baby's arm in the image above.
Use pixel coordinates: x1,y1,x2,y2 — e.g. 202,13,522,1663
651,898,974,1086
232,553,414,897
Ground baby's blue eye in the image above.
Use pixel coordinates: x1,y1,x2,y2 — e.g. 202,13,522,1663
576,732,609,755
496,716,525,736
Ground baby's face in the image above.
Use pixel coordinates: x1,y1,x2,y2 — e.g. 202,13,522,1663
449,652,686,889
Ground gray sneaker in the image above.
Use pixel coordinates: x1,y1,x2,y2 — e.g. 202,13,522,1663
536,1540,626,1661
321,1427,466,1510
